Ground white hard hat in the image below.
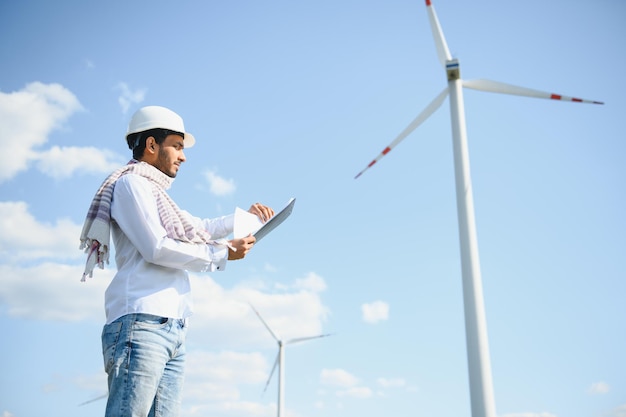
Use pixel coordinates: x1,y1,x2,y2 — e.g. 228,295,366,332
127,105,196,148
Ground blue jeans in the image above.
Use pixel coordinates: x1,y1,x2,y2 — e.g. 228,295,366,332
101,313,188,417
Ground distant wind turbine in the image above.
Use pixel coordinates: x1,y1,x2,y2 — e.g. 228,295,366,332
354,1,603,417
250,304,332,417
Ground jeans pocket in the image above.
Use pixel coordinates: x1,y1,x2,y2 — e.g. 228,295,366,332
133,314,169,328
102,321,123,373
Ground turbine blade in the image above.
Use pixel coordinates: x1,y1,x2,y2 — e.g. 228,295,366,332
78,393,107,406
425,0,452,66
355,87,449,179
249,303,280,342
463,79,604,105
263,351,280,394
286,333,334,345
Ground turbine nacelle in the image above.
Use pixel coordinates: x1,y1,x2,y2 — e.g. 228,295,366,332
446,58,461,81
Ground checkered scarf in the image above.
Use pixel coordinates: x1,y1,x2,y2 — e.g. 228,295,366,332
79,160,213,281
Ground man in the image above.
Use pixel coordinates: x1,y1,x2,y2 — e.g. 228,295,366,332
79,105,274,417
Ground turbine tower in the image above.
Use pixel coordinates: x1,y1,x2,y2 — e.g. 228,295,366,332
355,1,602,417
250,304,331,417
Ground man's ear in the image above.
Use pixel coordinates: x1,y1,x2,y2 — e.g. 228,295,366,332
145,136,157,153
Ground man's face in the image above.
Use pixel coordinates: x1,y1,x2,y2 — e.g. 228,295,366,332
154,134,186,178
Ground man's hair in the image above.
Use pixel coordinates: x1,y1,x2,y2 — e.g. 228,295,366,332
126,128,184,160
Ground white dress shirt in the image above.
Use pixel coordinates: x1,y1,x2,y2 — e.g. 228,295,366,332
104,174,233,324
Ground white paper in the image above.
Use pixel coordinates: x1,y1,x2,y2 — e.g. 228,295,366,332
233,207,264,239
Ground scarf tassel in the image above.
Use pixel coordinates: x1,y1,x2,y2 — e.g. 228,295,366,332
80,239,109,282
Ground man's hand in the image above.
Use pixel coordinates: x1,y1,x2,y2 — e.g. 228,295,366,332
227,203,273,260
248,203,274,223
228,235,256,260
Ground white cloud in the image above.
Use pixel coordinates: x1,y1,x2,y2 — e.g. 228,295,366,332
116,82,146,114
587,381,610,394
184,350,268,402
0,82,123,181
182,399,274,417
0,201,83,261
0,262,110,322
293,272,327,292
336,387,373,399
0,201,114,322
609,404,626,417
0,82,83,181
500,413,557,417
181,349,316,417
72,372,107,394
320,369,379,400
188,273,330,349
320,369,359,388
35,145,123,179
376,377,406,388
361,300,389,324
204,169,236,196
0,201,111,321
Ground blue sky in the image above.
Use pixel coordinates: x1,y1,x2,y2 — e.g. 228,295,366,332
0,1,624,417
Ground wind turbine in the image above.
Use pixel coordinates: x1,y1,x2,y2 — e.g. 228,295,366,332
250,304,332,417
354,1,603,417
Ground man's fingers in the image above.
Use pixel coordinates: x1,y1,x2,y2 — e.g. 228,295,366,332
249,203,274,222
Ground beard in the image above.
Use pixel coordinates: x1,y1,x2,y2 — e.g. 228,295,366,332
155,149,178,178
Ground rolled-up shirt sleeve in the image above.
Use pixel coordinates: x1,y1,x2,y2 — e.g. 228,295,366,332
111,174,229,272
